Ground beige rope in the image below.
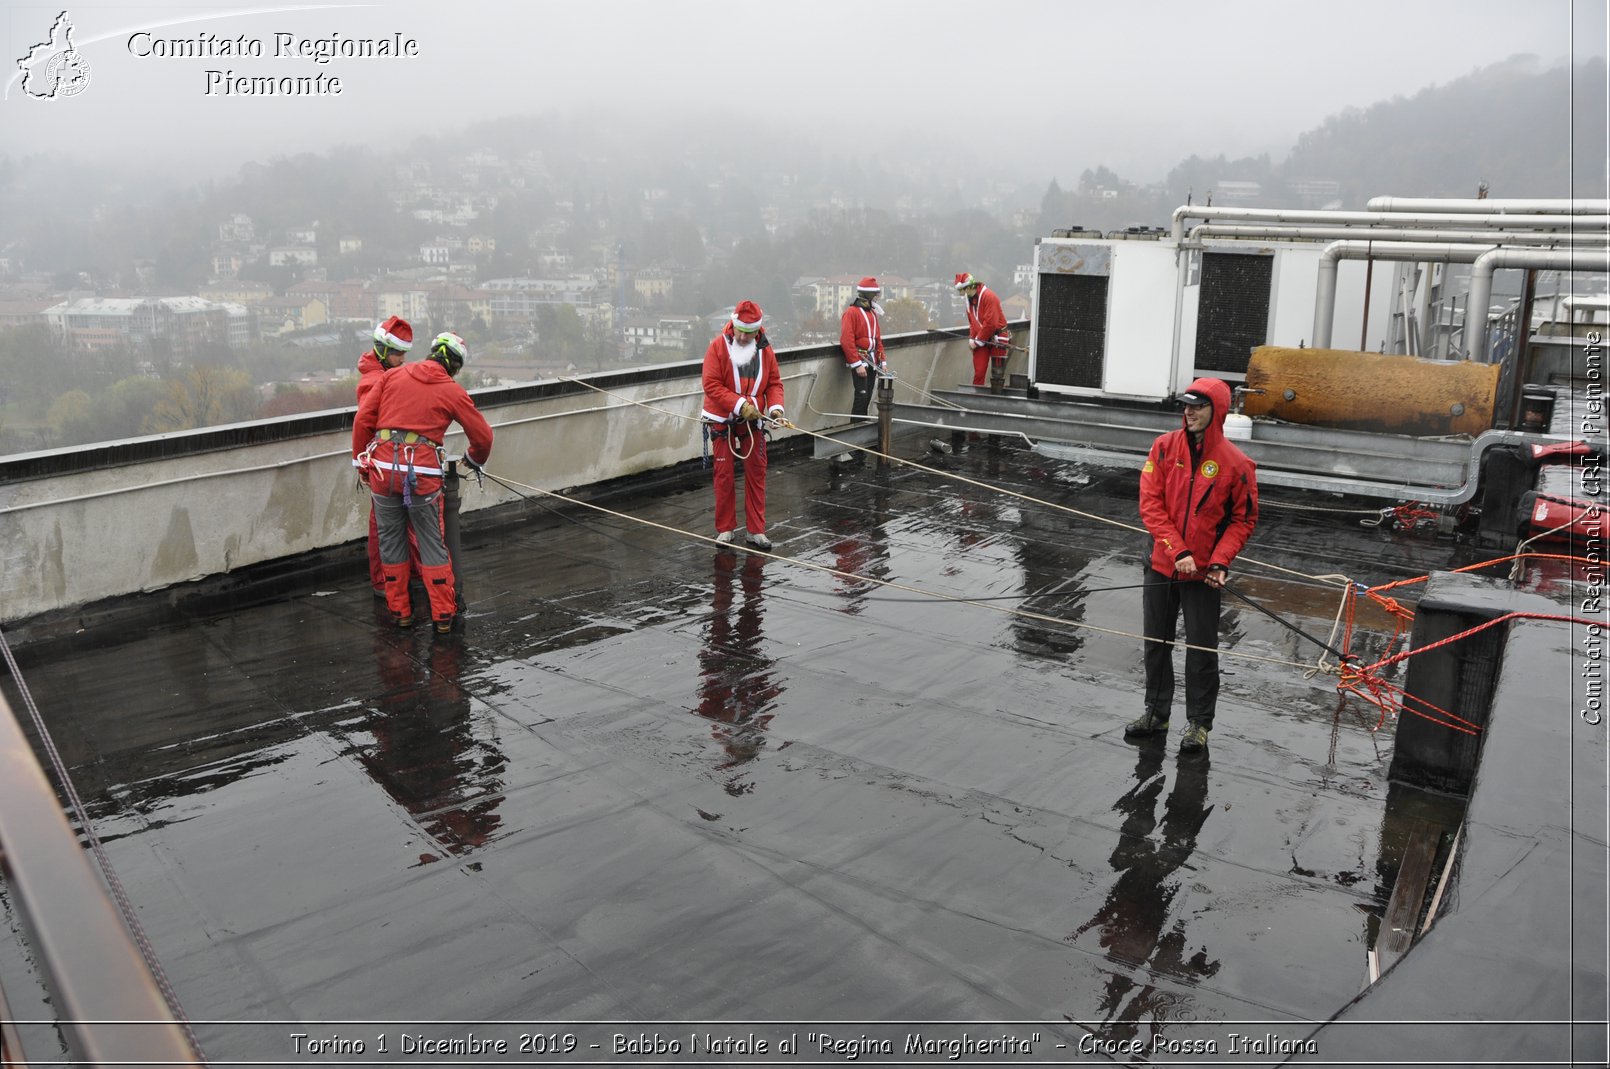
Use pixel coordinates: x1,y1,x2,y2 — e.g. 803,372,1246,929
557,373,1358,592
492,467,1336,676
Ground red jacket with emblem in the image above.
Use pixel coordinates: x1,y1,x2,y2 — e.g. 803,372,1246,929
1138,377,1258,578
965,285,1010,351
353,359,493,495
701,327,784,423
839,300,885,369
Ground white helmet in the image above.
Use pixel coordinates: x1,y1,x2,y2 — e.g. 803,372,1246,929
430,331,468,375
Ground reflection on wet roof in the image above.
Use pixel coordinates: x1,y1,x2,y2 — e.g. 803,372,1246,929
2,432,1484,1057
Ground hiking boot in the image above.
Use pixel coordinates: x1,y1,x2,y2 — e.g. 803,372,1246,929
1180,722,1210,754
715,530,735,545
433,617,454,635
746,532,773,550
395,613,415,630
1123,712,1170,738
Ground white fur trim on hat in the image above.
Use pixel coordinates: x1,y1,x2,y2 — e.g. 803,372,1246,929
373,316,413,351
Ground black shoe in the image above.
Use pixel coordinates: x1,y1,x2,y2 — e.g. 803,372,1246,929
1123,712,1170,738
1180,723,1210,753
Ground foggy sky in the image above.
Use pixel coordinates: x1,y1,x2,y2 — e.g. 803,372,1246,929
2,0,1605,185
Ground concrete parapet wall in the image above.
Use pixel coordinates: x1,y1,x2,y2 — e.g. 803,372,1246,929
0,330,981,624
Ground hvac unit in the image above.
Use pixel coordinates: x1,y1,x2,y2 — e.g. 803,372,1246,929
1030,235,1395,401
1028,236,1177,400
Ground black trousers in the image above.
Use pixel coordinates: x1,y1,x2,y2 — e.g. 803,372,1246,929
850,368,874,417
1141,567,1222,727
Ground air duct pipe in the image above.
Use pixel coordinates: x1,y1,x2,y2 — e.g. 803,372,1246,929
1465,247,1610,362
1368,197,1610,216
1313,242,1498,349
1187,223,1610,247
1169,205,1610,243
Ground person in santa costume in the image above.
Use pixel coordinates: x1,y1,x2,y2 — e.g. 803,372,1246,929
356,316,417,595
700,300,785,550
353,331,493,633
839,276,885,419
955,272,1010,387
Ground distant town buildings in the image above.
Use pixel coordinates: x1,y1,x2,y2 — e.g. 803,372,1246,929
44,296,251,356
2,138,1338,375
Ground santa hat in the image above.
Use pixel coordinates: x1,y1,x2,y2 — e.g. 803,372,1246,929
953,272,977,291
373,315,413,351
731,300,764,333
856,276,880,293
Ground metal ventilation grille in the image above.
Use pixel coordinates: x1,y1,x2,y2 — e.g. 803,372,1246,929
1195,252,1272,375
1034,273,1108,389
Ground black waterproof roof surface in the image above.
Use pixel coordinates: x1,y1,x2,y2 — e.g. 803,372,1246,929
0,432,1564,1061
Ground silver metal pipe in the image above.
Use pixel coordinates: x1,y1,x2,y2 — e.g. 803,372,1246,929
1313,241,1497,349
1368,196,1610,215
1465,247,1610,361
1169,205,1610,243
1187,223,1610,246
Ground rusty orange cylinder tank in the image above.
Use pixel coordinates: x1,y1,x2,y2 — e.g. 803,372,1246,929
1241,346,1500,436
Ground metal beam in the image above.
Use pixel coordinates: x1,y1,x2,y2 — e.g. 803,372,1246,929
0,695,201,1066
879,392,1576,505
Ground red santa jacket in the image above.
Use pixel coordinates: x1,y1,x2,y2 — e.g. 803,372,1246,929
1138,376,1259,578
839,301,885,369
355,348,389,406
965,285,1010,352
701,327,784,424
353,359,493,496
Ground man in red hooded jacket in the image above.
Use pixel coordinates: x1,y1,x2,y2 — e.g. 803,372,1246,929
354,331,493,633
357,316,415,595
1127,377,1258,753
701,300,785,550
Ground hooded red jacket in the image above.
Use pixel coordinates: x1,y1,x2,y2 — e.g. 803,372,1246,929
353,359,493,495
1138,376,1258,577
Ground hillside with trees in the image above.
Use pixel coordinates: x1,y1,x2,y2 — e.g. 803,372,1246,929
0,55,1600,452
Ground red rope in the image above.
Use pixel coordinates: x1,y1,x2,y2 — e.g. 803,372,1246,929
1334,552,1603,736
1362,611,1597,676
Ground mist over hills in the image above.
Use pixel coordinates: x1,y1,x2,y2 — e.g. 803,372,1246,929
0,53,1603,453
1,54,1603,301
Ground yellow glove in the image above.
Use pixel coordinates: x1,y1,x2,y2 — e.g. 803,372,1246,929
738,401,761,422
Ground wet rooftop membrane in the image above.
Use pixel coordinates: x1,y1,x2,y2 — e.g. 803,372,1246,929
1,432,1489,1059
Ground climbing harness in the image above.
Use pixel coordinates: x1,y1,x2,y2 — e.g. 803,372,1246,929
359,429,446,506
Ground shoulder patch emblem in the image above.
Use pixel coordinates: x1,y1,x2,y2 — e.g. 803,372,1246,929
1142,459,1155,473
1200,459,1220,479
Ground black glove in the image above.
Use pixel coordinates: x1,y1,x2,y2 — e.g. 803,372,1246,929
462,456,484,474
